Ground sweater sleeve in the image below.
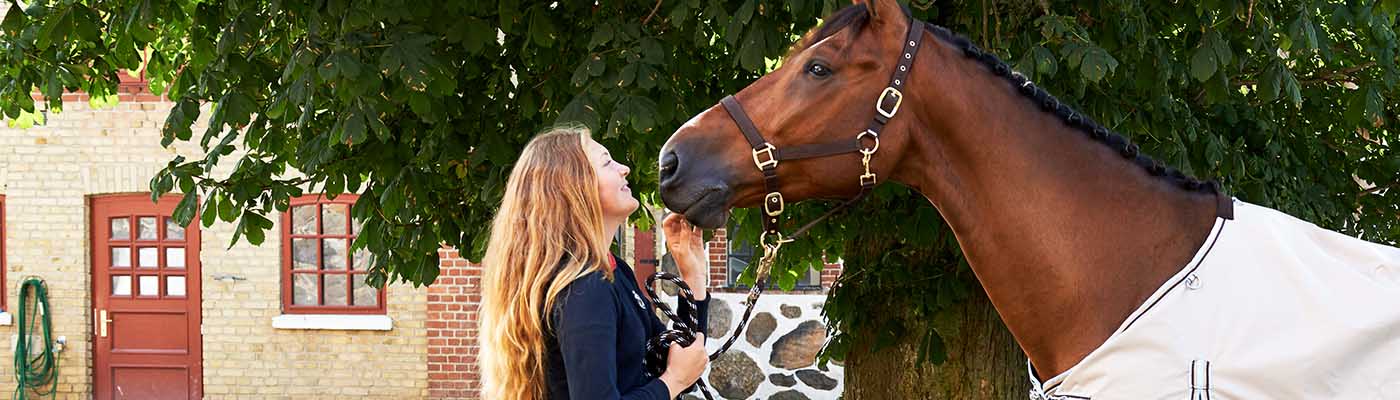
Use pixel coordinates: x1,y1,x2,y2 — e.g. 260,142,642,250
555,277,671,400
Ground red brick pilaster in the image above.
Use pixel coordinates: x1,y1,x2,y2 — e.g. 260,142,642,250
428,247,482,399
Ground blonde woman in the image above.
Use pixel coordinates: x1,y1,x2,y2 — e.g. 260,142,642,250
480,127,711,400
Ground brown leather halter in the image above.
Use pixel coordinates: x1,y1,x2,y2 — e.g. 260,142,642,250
647,17,936,399
721,18,926,245
706,16,928,358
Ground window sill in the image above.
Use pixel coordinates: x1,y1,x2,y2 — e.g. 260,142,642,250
0,312,11,326
271,314,392,331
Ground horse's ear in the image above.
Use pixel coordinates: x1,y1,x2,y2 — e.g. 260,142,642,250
857,0,901,25
852,0,878,19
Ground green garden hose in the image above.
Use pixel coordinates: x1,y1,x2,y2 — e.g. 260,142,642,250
13,277,57,399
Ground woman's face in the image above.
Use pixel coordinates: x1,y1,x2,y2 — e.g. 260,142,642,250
582,136,639,222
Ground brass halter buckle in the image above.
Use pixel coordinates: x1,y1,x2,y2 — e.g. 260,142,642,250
876,87,904,119
763,192,785,216
752,143,778,170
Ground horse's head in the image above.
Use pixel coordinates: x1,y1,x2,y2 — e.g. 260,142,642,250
658,0,923,229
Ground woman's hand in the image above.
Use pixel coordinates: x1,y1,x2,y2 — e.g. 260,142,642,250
659,334,707,399
662,213,708,300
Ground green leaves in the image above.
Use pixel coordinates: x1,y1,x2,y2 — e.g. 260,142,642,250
173,191,200,227
459,17,495,53
588,25,614,50
1190,30,1233,82
1,3,27,35
1077,46,1119,83
1347,86,1386,126
1288,13,1321,52
1258,61,1302,107
34,5,72,50
529,8,556,48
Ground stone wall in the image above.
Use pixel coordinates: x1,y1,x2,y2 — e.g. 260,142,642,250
675,293,845,400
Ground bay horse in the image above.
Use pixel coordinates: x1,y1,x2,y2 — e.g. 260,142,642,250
658,0,1400,398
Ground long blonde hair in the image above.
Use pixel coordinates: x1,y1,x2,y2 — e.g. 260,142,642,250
480,127,615,400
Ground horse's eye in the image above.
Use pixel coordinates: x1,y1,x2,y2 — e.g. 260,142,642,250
806,61,832,79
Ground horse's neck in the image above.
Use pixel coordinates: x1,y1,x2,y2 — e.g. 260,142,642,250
889,38,1220,378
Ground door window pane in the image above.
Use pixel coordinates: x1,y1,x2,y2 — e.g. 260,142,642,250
165,217,185,240
110,218,130,240
166,248,186,268
166,276,186,296
137,217,158,240
138,275,158,296
111,247,132,268
112,276,132,296
138,247,158,268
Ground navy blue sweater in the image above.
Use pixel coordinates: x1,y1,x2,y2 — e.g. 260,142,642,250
545,256,710,400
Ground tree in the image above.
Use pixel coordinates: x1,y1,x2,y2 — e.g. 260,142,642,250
3,0,1397,397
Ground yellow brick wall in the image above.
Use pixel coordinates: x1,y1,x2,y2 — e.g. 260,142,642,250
0,101,429,398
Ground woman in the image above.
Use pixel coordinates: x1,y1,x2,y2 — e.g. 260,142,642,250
480,126,711,400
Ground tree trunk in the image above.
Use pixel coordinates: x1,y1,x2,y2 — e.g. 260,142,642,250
843,290,1029,399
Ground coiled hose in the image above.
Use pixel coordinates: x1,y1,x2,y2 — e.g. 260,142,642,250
13,277,57,399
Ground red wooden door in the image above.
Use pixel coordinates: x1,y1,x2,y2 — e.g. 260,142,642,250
91,194,202,400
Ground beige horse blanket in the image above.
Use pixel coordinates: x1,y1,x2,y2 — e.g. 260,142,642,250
1030,199,1400,399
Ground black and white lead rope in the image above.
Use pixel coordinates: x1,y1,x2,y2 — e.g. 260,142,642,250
643,271,713,400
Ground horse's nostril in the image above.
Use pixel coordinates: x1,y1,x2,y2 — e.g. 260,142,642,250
659,151,679,181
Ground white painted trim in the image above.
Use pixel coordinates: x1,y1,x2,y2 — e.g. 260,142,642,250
0,311,11,326
271,314,392,331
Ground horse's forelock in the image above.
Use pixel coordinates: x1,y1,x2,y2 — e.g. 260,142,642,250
784,4,871,60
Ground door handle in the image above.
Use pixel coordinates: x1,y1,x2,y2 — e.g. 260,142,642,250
98,310,113,338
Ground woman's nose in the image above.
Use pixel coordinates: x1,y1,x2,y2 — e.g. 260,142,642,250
620,164,630,177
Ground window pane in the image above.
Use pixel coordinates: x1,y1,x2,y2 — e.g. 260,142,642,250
166,248,185,268
322,203,349,235
111,247,131,268
165,217,185,240
167,276,186,296
138,275,158,296
292,238,318,270
351,248,372,271
324,275,348,306
352,275,377,306
292,274,318,305
110,218,130,240
292,204,318,235
322,238,347,270
137,217,158,240
138,247,158,268
352,217,362,235
112,276,131,296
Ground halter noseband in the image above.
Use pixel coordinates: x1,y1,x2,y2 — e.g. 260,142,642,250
719,17,927,247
